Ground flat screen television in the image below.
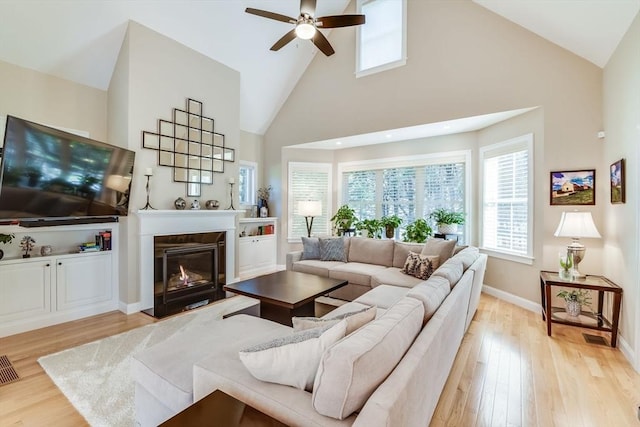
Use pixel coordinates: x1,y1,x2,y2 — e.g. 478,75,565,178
0,115,135,222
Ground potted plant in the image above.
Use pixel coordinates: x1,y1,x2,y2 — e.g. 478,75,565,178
0,233,15,260
331,205,358,236
20,235,36,258
429,208,465,234
402,219,433,243
380,215,402,239
556,288,592,317
356,218,383,239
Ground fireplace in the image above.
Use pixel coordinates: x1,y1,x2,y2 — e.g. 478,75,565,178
145,232,226,318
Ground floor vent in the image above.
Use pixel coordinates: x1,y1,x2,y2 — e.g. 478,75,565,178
583,333,608,346
0,355,20,386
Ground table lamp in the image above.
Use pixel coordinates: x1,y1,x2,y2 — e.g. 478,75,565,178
553,211,601,278
298,200,322,237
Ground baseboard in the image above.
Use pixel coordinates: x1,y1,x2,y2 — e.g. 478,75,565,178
481,284,540,313
617,335,638,372
119,301,142,315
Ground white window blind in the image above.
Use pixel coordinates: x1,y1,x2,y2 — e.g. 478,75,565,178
357,0,406,76
239,161,257,206
341,154,467,241
288,162,332,240
481,134,533,259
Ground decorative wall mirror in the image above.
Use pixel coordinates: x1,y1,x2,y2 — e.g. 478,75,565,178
141,98,234,185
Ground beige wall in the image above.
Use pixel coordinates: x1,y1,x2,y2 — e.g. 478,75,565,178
239,130,265,192
0,60,107,140
265,0,603,306
603,12,640,368
108,21,241,305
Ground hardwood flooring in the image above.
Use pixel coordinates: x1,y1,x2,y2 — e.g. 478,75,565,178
1,293,639,426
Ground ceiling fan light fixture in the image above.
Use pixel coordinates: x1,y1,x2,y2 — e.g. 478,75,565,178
295,22,316,39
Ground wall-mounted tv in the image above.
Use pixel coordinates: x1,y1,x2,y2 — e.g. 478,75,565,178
0,115,135,222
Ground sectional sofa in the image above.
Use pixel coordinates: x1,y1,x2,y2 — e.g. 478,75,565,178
132,238,487,427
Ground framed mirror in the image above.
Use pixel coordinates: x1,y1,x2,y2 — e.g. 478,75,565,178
143,131,160,149
174,109,188,126
188,99,202,116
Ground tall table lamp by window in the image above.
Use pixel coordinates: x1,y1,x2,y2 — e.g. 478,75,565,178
298,201,322,238
553,211,601,278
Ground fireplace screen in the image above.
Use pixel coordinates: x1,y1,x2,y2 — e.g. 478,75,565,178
163,244,217,295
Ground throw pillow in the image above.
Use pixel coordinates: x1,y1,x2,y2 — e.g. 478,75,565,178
239,320,347,391
319,237,347,262
301,237,321,260
421,238,456,264
292,305,377,335
401,251,438,280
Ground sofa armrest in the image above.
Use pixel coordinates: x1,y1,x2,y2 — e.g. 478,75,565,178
286,251,303,270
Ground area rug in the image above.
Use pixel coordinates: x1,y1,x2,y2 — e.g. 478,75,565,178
38,296,257,427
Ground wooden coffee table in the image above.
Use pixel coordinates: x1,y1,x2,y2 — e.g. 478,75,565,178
224,270,347,326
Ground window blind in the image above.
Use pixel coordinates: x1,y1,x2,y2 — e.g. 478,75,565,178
288,162,331,240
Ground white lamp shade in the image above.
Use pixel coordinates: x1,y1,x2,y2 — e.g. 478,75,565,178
298,200,322,217
554,211,601,239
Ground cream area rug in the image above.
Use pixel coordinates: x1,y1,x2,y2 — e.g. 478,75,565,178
38,296,258,427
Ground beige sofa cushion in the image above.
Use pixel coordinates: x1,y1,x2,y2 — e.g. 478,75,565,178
370,267,424,288
453,246,480,269
421,238,456,264
354,284,409,309
312,297,424,420
392,241,426,268
239,320,347,391
431,258,464,288
292,260,345,277
406,276,451,323
329,262,388,287
347,237,395,267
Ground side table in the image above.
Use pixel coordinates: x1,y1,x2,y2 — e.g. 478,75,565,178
539,271,623,347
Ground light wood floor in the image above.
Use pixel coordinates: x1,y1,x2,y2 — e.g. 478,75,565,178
1,293,639,426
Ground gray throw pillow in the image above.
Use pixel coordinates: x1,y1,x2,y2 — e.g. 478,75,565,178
319,237,347,262
301,237,321,260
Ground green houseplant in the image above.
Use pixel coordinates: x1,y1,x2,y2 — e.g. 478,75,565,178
356,218,383,239
402,219,433,243
556,288,592,317
331,205,359,236
0,233,15,260
429,208,465,234
380,215,402,239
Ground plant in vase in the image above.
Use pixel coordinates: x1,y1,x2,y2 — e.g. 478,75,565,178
20,235,36,258
355,218,382,239
556,288,592,317
429,208,465,234
402,219,433,243
380,215,402,239
331,205,358,236
0,233,15,260
559,252,573,279
257,185,272,217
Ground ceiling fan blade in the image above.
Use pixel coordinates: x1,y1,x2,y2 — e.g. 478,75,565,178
312,30,335,56
245,8,296,24
300,0,317,16
316,14,366,28
271,29,298,51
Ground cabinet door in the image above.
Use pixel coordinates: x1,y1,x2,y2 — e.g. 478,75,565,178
56,254,112,311
238,238,255,273
254,237,276,267
0,260,52,321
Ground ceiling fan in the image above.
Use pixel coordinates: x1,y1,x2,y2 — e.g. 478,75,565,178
245,0,365,56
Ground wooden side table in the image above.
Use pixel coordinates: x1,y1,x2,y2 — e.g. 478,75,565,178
539,271,623,347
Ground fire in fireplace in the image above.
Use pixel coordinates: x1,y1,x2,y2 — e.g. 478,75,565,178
146,232,226,318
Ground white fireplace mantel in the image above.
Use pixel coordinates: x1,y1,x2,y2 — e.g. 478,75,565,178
136,209,243,312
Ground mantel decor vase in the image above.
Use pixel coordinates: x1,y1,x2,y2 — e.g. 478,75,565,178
259,199,268,218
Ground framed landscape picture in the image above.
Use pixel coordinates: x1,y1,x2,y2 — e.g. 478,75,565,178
550,169,596,206
610,158,625,204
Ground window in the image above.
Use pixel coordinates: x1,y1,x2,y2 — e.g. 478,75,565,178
239,161,257,206
356,0,407,77
340,153,469,241
288,162,332,241
480,134,533,263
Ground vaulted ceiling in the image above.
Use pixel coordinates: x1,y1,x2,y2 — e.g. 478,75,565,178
0,0,637,134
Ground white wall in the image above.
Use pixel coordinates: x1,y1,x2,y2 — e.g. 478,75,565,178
602,12,640,369
108,21,240,305
265,0,603,303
